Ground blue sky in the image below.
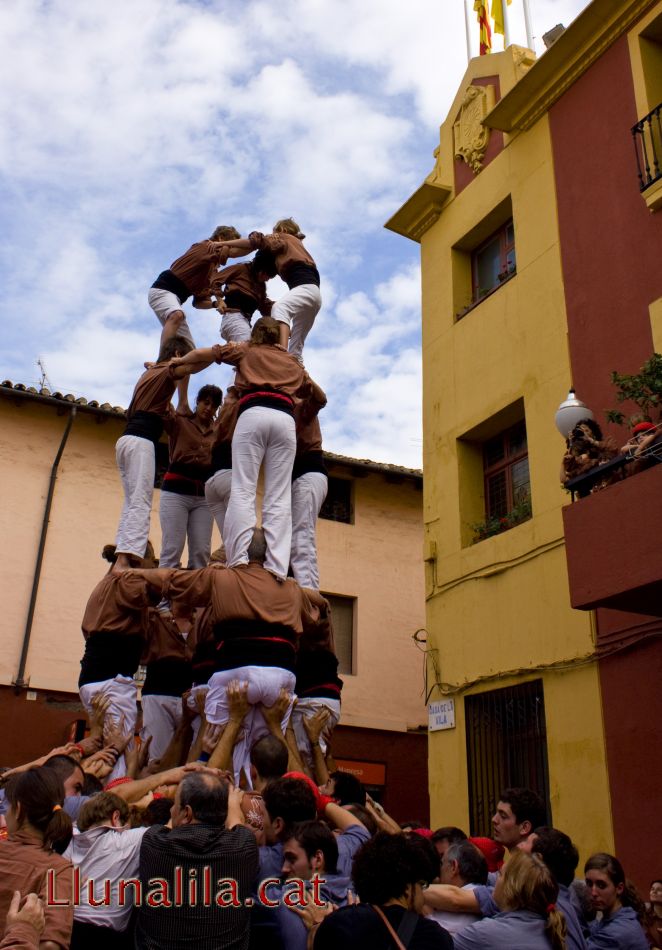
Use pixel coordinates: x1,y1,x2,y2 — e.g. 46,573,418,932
0,0,590,467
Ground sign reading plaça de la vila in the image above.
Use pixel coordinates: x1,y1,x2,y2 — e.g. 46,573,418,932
428,698,455,731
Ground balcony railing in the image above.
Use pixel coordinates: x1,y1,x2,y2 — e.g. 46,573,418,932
565,435,662,500
632,103,662,192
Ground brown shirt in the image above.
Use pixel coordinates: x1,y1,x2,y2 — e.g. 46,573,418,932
127,362,177,420
163,562,323,636
164,411,215,468
211,342,324,402
210,262,273,315
0,832,73,949
258,232,316,276
141,608,196,666
169,241,229,296
299,588,335,652
81,572,155,638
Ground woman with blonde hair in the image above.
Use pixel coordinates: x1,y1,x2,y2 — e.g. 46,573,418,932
453,850,567,950
220,217,321,361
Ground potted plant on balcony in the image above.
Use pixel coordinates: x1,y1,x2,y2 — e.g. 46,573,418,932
606,352,662,425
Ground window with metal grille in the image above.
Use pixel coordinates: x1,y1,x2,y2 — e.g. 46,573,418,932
464,679,552,837
320,477,353,524
471,219,516,302
483,420,530,521
322,593,355,675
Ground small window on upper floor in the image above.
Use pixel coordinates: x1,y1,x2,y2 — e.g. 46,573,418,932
323,593,355,675
480,420,531,537
472,220,516,303
319,477,354,524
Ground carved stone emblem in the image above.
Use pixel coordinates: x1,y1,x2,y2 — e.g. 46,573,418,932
453,84,496,175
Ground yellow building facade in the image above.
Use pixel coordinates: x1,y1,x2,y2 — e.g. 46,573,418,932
388,45,615,859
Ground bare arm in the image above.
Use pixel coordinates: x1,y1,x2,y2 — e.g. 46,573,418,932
423,883,480,913
303,708,332,786
323,801,364,832
208,681,250,770
169,347,218,379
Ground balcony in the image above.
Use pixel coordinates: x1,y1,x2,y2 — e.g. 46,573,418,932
562,461,662,616
632,102,662,211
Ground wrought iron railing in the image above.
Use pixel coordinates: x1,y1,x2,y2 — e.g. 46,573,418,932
632,103,662,191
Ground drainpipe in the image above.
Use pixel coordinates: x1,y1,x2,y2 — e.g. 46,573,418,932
13,405,77,692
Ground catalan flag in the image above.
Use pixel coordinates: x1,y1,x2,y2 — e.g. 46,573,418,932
492,0,512,37
474,0,492,55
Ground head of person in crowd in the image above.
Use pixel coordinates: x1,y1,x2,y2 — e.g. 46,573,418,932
322,770,366,807
246,526,268,564
351,832,437,914
344,803,378,837
584,853,645,921
81,773,104,797
261,776,316,845
170,773,228,829
250,734,288,793
469,836,505,873
282,820,339,881
524,826,579,888
77,792,129,832
492,787,546,851
250,315,280,347
650,879,662,910
42,754,85,798
142,798,175,827
431,825,468,860
494,850,566,950
210,225,241,241
405,833,442,885
5,767,73,854
194,384,223,426
157,335,194,365
251,248,278,282
102,540,157,568
441,839,488,887
273,217,305,239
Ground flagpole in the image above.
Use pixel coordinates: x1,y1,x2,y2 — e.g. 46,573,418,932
502,0,511,47
522,0,535,49
464,0,472,63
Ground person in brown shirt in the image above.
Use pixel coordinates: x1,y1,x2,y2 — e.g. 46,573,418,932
79,551,160,779
211,250,277,343
0,769,74,950
220,218,321,360
148,225,241,347
140,604,196,764
159,384,222,574
170,317,326,580
128,528,328,785
204,386,239,543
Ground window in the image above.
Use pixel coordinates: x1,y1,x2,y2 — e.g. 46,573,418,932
465,680,551,837
472,220,515,302
483,420,530,521
323,593,355,675
320,477,353,524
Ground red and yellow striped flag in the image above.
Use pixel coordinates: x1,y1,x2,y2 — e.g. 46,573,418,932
474,0,492,55
492,0,512,37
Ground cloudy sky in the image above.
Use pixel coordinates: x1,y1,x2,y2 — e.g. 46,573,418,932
1,0,590,467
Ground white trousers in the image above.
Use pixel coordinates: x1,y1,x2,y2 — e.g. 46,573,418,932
290,472,328,590
205,666,296,786
159,491,213,568
148,287,195,347
272,285,322,361
221,311,252,343
115,435,155,559
224,406,296,579
79,675,137,781
205,469,233,539
141,694,182,762
291,697,341,769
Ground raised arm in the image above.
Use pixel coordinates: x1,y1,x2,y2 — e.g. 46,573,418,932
169,347,219,378
423,883,480,913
